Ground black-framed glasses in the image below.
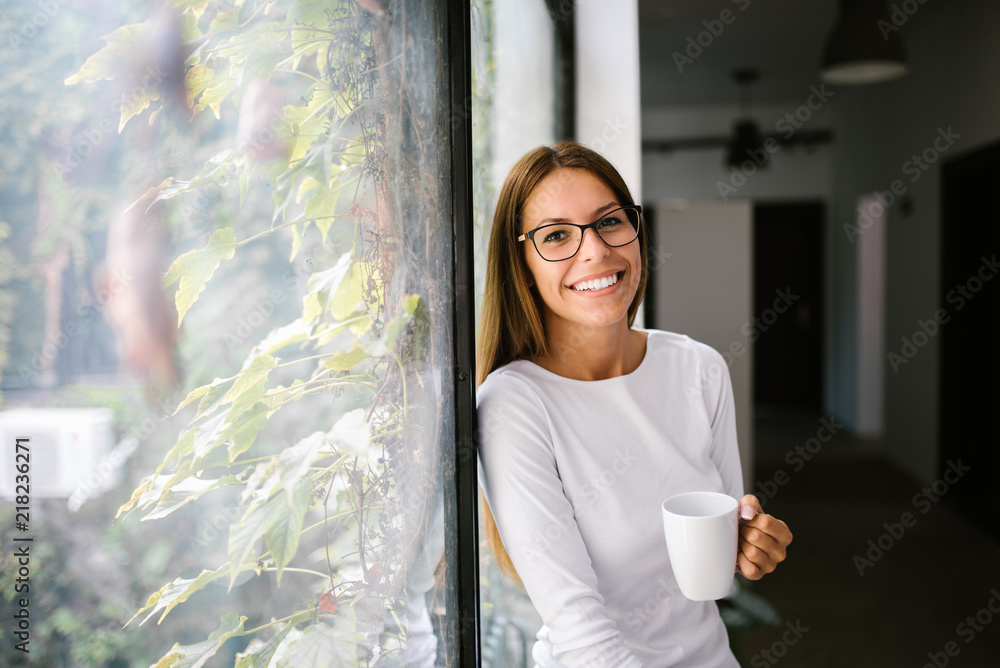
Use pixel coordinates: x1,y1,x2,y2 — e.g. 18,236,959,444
518,205,642,262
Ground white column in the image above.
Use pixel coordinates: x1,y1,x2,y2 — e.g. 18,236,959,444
575,0,643,204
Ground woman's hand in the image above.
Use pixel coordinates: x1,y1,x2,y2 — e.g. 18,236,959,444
735,494,792,580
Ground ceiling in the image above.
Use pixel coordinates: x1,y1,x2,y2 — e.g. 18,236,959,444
638,0,840,106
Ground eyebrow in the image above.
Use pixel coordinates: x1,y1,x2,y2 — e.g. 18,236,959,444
534,201,620,227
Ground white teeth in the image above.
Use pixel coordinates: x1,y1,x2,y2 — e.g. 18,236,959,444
572,273,618,291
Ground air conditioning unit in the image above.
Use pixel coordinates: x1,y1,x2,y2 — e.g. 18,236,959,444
0,408,115,499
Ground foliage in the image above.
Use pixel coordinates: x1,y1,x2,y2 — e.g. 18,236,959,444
62,0,449,664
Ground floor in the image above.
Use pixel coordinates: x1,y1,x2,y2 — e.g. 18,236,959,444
733,407,1000,667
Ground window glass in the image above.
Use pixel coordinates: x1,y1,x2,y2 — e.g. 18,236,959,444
0,0,465,664
472,0,557,664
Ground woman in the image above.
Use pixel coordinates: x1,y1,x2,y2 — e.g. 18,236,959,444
476,141,792,667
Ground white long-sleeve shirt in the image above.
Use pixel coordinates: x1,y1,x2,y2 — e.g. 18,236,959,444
477,330,743,667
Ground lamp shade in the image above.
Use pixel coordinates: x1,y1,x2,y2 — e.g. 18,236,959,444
821,1,908,85
726,119,767,170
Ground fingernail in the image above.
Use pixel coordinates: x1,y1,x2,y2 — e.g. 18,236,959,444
741,506,755,520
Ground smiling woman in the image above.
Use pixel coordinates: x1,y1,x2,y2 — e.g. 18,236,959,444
476,141,793,667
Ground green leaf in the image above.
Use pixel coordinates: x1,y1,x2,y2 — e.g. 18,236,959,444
191,410,229,461
115,474,159,523
328,261,365,320
175,375,236,415
330,409,369,457
278,431,329,507
129,566,229,627
194,79,236,119
152,612,247,668
285,0,334,62
119,84,160,132
209,5,240,31
224,354,276,413
302,183,340,242
257,318,313,355
275,620,358,668
379,294,420,350
63,22,152,84
242,29,284,82
263,483,310,584
235,619,300,668
307,253,352,312
156,428,196,475
228,484,310,587
143,475,242,521
289,222,302,260
222,401,270,462
163,227,237,326
322,342,368,371
179,5,204,41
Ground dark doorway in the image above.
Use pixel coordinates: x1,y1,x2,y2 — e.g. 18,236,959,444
940,141,1000,538
753,202,824,410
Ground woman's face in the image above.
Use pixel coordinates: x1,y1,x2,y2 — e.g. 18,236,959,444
520,168,641,334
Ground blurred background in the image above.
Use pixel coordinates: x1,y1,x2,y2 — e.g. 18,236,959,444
2,0,999,666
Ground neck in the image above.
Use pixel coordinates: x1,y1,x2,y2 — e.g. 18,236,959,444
536,318,647,381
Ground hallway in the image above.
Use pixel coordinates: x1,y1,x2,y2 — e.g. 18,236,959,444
734,408,1000,667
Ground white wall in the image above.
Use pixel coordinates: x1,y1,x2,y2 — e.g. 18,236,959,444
828,0,1000,484
642,104,832,203
855,195,886,437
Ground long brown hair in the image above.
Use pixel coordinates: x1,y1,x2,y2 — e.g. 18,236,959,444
477,141,648,584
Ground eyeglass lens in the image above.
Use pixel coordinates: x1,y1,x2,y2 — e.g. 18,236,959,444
534,207,639,261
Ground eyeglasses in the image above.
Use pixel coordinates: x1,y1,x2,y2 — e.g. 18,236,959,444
518,205,642,262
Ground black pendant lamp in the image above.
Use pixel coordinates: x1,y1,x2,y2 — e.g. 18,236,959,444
821,0,908,85
725,68,767,170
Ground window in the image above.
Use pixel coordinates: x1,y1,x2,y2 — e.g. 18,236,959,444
0,0,479,665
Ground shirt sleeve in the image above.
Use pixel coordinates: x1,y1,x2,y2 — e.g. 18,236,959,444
694,344,745,500
477,373,645,668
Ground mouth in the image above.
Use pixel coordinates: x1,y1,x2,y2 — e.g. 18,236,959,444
569,271,622,292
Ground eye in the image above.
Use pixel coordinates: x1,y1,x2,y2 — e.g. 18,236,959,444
539,226,573,244
597,215,625,230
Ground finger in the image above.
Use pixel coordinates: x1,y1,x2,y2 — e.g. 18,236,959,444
743,513,794,546
736,547,767,579
738,494,762,520
740,525,786,564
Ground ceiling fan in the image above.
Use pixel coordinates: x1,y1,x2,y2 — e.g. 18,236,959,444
642,68,832,167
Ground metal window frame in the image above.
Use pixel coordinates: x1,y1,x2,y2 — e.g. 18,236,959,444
545,0,576,140
446,0,482,665
446,1,577,664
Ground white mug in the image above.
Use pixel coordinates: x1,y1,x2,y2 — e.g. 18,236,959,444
661,491,739,601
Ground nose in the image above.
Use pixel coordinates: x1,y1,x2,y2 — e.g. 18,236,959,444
577,227,610,260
